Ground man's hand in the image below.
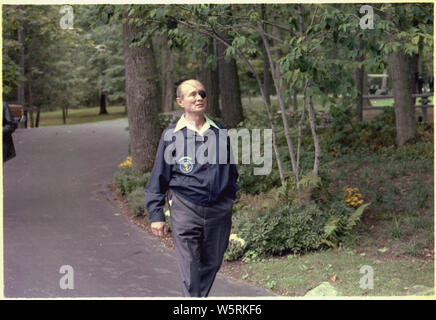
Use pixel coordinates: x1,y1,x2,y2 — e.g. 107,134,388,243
151,221,167,237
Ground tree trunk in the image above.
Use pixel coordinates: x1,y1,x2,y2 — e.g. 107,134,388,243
163,44,175,112
362,71,371,107
308,96,321,178
258,22,300,196
27,70,34,128
293,90,298,112
99,92,108,115
18,6,26,128
355,39,371,121
389,50,417,146
217,36,244,128
123,11,162,173
261,4,272,107
272,12,287,108
381,69,388,90
35,107,40,128
304,96,321,203
296,82,309,171
410,50,421,106
29,109,34,128
201,38,220,118
355,61,364,122
157,35,167,111
62,106,66,124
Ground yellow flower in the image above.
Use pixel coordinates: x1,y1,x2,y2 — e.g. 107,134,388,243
229,234,245,247
343,186,365,207
119,156,133,168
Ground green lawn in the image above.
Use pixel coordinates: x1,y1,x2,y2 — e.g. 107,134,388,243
228,249,434,296
371,96,433,107
37,106,126,127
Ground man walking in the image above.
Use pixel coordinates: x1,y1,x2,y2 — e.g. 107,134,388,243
145,79,239,297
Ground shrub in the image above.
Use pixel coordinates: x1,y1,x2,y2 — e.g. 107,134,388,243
114,167,150,196
229,202,326,258
114,167,151,217
159,113,179,130
226,193,370,260
324,105,396,154
224,234,246,262
321,201,371,249
127,187,146,216
237,164,281,195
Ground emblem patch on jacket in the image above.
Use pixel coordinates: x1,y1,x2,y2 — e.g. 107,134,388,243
178,156,194,174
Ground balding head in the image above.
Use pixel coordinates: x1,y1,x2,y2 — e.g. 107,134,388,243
176,79,205,100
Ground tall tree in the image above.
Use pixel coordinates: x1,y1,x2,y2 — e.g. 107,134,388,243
17,6,26,126
157,32,176,113
389,51,417,145
261,4,273,107
381,4,433,145
163,42,175,112
217,35,244,127
201,37,220,118
123,10,162,173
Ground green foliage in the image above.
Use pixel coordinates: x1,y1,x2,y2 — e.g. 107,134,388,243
325,105,396,154
403,239,425,257
114,167,150,197
237,164,282,195
3,5,125,111
322,202,371,249
390,217,402,239
229,202,325,259
226,193,370,260
158,113,179,130
114,167,152,217
224,238,246,262
408,182,432,209
127,187,146,216
387,141,434,161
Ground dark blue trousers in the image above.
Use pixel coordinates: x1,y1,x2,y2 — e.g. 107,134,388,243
169,190,233,297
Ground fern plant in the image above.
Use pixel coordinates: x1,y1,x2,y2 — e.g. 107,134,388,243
322,202,371,249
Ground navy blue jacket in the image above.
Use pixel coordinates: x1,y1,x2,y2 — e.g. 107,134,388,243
145,120,240,222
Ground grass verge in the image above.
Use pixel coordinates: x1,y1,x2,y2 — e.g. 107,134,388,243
37,106,126,127
221,249,434,296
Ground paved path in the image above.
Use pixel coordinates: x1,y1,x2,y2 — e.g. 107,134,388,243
2,119,274,298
